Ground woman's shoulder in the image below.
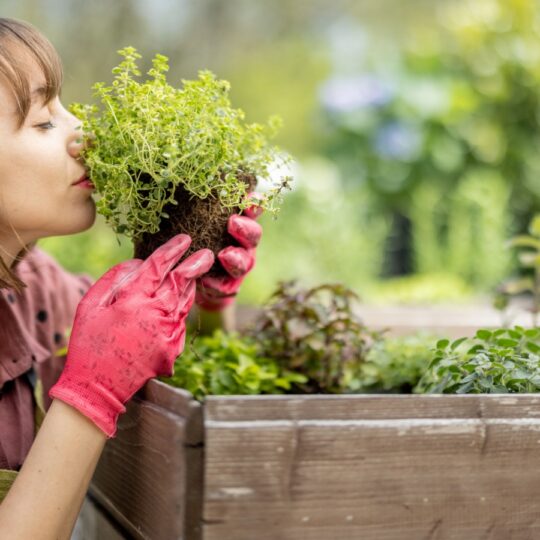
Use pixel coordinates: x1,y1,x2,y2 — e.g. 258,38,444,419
6,245,93,355
16,245,82,279
2,246,95,408
15,245,93,298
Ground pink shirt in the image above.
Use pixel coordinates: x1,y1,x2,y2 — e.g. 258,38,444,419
0,246,93,470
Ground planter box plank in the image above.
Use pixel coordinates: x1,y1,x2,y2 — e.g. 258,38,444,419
89,381,203,540
202,394,540,539
204,394,540,421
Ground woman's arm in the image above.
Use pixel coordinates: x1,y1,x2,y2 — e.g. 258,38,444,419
0,399,107,540
0,236,213,539
192,303,236,335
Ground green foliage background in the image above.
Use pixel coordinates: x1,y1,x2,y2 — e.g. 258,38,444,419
3,0,535,303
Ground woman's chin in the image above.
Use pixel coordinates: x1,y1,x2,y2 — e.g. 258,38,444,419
60,203,97,235
74,210,97,234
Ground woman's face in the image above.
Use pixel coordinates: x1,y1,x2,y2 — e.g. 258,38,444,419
0,53,95,265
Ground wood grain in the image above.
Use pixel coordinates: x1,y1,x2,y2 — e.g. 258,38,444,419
203,394,540,540
89,380,203,540
204,393,540,421
88,384,540,539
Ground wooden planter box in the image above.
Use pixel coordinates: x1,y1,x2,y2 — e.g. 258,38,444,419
83,380,540,540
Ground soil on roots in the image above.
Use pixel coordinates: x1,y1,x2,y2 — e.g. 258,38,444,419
133,171,257,277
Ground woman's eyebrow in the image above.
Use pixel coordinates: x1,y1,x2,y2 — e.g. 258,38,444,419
31,86,47,102
31,85,62,103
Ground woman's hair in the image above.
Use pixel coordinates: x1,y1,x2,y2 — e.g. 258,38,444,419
0,18,63,292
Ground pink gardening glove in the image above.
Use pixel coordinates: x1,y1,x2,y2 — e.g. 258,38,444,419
49,234,214,438
195,192,264,311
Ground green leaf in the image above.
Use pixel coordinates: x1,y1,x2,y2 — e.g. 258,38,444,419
478,378,495,391
460,373,477,384
476,330,492,341
274,378,291,390
496,338,519,348
450,337,468,351
525,328,540,338
507,330,522,340
526,341,540,353
436,339,450,350
510,369,531,380
428,356,444,369
456,381,475,394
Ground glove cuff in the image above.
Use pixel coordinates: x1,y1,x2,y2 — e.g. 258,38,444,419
49,378,126,438
195,292,236,311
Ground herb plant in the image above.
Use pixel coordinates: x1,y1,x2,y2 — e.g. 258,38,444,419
415,327,540,394
244,281,380,393
160,330,306,400
347,333,438,393
70,46,291,242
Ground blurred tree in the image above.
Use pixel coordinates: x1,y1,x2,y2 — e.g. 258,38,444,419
318,0,540,289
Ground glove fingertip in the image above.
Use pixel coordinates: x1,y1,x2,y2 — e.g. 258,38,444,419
189,249,215,277
228,215,263,248
218,246,253,278
244,206,264,219
173,249,215,281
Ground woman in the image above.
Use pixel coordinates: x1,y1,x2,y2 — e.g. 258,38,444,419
0,17,262,538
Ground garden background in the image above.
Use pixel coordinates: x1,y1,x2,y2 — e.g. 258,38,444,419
3,0,539,308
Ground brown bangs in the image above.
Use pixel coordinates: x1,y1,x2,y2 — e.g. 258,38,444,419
0,17,63,129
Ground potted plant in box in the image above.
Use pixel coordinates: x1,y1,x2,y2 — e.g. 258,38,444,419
69,46,292,274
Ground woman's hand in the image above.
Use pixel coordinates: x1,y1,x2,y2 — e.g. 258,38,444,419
195,192,263,311
49,234,214,438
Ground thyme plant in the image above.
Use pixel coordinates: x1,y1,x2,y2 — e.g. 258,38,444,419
70,47,291,241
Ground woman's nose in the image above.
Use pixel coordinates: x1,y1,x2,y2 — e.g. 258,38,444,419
68,124,85,159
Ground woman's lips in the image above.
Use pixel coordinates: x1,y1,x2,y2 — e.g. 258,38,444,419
72,174,95,189
74,179,95,189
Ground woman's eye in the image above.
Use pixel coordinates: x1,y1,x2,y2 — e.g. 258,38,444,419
36,121,56,130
